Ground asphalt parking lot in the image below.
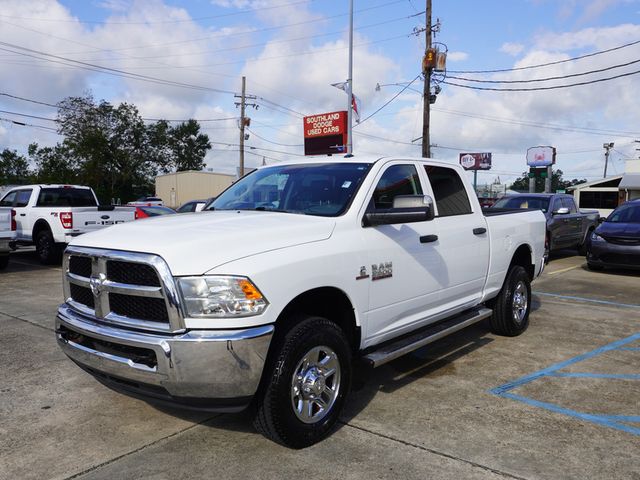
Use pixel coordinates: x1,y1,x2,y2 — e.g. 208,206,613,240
1,249,639,480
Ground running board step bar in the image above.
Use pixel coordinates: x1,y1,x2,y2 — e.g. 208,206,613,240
363,307,493,368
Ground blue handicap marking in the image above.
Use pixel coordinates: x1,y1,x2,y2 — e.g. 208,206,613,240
490,332,640,436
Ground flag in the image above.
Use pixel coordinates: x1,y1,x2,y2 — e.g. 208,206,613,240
331,82,361,123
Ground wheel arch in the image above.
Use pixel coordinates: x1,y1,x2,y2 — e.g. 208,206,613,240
274,286,361,353
509,243,534,280
32,218,53,240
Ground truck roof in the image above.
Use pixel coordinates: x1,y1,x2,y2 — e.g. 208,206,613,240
5,184,92,190
254,155,463,169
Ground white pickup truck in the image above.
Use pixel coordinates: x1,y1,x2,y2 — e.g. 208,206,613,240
0,185,136,264
0,207,15,270
55,157,546,448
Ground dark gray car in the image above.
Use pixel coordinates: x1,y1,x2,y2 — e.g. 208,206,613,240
492,194,600,253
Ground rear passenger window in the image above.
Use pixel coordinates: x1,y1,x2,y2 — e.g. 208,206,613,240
15,189,32,207
371,164,422,209
424,166,472,217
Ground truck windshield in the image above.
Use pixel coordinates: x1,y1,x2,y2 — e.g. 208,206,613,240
37,188,97,207
209,163,371,216
492,196,550,212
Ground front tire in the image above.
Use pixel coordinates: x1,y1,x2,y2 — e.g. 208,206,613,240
254,315,352,448
489,265,531,337
35,230,62,265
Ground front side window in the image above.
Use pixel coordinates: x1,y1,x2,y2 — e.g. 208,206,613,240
0,191,17,207
561,197,577,214
210,163,371,217
424,166,472,216
370,164,422,210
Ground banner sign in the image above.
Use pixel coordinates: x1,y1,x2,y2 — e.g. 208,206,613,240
526,146,556,167
303,111,348,156
459,152,492,170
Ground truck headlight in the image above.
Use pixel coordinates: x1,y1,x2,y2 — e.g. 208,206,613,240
591,231,604,242
177,276,268,318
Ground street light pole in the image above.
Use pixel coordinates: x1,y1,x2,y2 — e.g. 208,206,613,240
603,142,614,178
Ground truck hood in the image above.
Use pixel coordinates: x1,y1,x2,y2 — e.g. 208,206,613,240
70,210,336,275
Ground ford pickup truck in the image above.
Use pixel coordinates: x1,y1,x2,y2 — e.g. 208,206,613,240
55,157,546,448
0,185,136,264
0,207,15,270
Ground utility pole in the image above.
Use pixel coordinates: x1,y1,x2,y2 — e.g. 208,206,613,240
421,0,432,158
234,76,257,178
603,142,614,178
346,0,354,154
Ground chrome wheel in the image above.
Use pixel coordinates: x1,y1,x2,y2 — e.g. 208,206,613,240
512,280,528,324
290,345,341,424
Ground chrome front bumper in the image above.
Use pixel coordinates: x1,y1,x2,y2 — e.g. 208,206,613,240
56,304,274,411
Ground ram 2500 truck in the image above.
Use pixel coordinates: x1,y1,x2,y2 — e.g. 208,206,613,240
0,207,15,270
55,157,546,448
0,185,136,264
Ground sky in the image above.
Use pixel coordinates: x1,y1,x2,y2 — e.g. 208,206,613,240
0,0,639,185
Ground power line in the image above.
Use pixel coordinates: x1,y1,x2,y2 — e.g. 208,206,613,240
356,73,421,125
448,57,640,84
0,0,315,25
443,68,640,92
0,41,236,94
448,38,640,74
0,116,58,132
246,128,303,147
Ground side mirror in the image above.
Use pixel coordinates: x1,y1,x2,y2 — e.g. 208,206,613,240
363,195,435,227
553,207,570,215
598,216,606,224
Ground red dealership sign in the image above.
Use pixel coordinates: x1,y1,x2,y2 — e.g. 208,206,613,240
303,111,348,155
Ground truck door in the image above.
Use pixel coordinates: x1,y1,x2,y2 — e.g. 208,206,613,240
422,165,490,310
11,188,33,241
562,196,582,245
360,162,446,345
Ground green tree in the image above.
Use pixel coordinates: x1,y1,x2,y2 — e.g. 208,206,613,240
56,94,162,203
510,169,587,193
0,148,32,185
162,119,211,173
29,143,79,185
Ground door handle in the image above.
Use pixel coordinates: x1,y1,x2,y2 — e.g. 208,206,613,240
19,213,26,217
420,234,438,243
473,227,487,235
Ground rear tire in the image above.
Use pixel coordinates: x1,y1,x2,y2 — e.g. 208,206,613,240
489,265,531,337
254,315,352,449
36,230,62,265
0,255,8,270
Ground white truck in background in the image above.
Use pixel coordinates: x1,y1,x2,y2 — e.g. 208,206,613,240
55,157,546,448
0,207,15,270
0,185,136,264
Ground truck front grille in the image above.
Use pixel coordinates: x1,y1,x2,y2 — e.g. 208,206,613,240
63,247,183,333
110,293,169,323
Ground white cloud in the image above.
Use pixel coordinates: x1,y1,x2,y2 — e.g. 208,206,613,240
447,51,469,61
500,42,525,56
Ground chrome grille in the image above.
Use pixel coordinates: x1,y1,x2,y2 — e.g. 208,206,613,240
63,247,184,333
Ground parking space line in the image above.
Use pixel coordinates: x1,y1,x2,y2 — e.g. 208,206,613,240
497,392,640,436
533,291,640,309
490,332,640,437
546,265,580,275
547,372,640,380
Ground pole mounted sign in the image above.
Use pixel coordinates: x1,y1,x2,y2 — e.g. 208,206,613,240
526,146,556,167
303,111,348,156
459,152,492,170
